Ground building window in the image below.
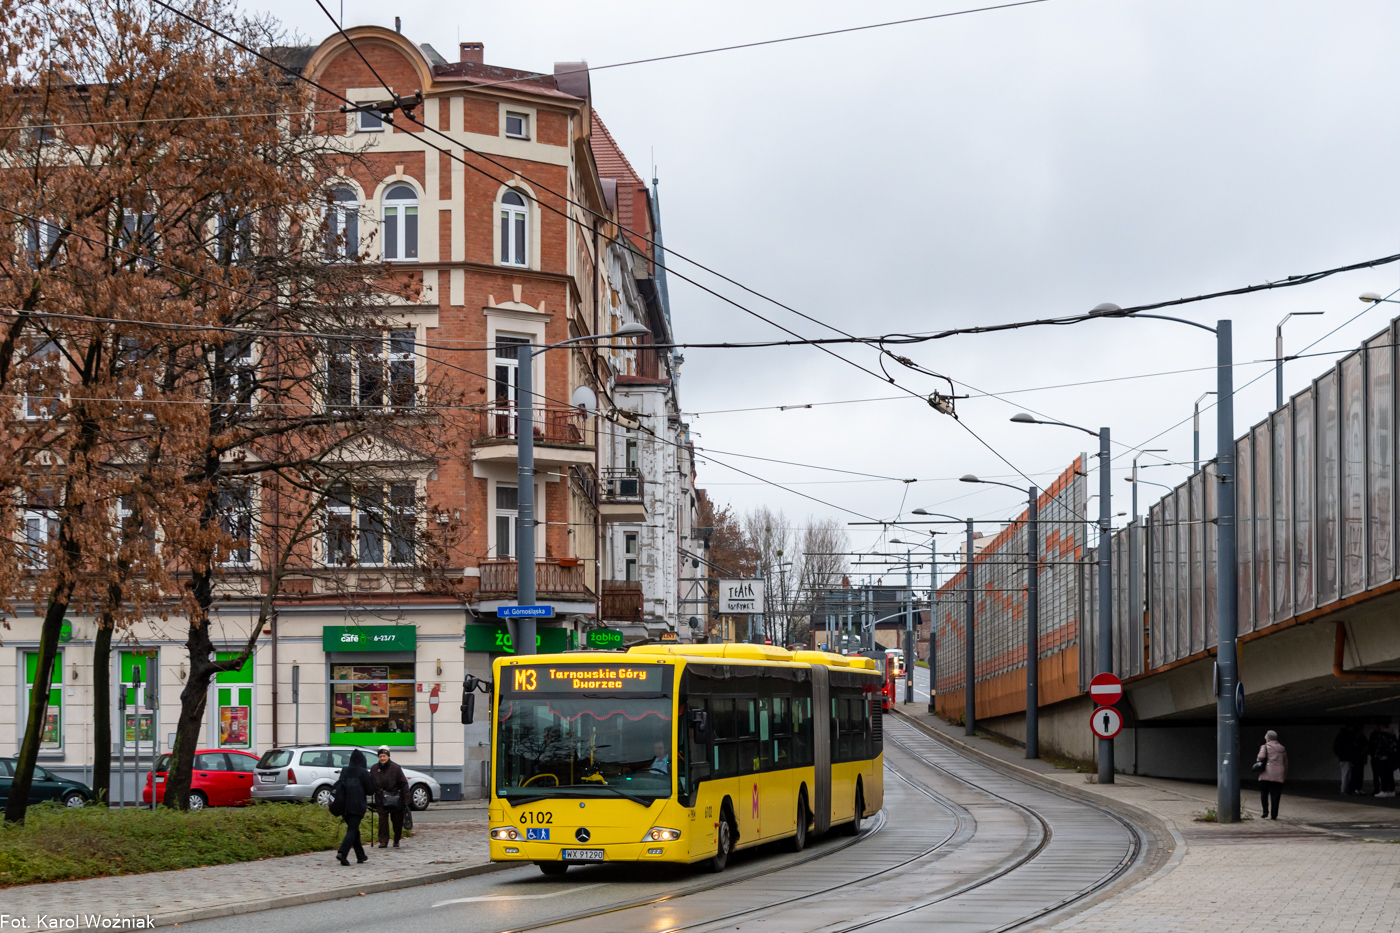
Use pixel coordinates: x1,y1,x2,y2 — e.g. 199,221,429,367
491,335,528,435
22,338,60,420
119,208,158,266
23,651,62,751
24,218,60,267
625,435,639,474
119,650,157,750
22,498,57,568
495,484,518,558
213,651,254,747
212,338,256,408
625,532,639,582
500,190,527,266
326,186,360,260
326,331,417,411
213,211,251,264
355,105,383,133
331,663,416,746
326,481,416,566
382,183,418,261
504,111,529,139
217,483,254,565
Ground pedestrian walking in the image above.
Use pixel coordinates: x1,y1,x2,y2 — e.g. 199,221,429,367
1254,730,1288,820
332,748,376,866
1333,724,1369,795
1368,724,1398,798
370,745,410,848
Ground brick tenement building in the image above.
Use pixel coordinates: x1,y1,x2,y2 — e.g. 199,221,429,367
0,26,693,802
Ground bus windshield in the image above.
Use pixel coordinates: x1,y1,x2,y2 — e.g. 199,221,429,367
495,696,673,800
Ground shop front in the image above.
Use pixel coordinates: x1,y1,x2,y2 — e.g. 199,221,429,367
323,625,418,749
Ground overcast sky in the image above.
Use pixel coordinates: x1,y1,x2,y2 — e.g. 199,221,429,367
255,0,1400,570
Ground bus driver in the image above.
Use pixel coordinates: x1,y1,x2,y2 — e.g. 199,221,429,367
647,740,669,774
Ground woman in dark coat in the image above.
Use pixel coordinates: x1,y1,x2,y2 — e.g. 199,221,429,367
335,749,377,865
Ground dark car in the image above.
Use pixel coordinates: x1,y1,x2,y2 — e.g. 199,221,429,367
0,758,91,807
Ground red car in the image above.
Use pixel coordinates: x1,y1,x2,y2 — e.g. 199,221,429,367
143,750,260,810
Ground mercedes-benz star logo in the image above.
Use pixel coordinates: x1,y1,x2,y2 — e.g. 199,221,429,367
575,827,591,843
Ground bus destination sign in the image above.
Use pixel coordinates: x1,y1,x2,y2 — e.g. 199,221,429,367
505,664,666,694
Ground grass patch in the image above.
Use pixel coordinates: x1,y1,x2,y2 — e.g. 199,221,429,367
0,802,343,886
1197,808,1218,822
915,660,929,669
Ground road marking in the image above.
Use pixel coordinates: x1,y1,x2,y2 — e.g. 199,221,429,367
433,883,604,907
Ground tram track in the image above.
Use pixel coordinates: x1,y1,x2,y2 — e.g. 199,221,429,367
498,765,972,933
497,717,1147,933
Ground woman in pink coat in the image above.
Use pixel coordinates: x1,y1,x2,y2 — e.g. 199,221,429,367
1256,730,1288,820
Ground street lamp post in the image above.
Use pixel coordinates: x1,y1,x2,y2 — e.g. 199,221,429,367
1276,312,1323,409
514,322,649,656
960,474,1041,759
913,509,975,735
1083,304,1239,820
1193,392,1215,473
1011,413,1112,781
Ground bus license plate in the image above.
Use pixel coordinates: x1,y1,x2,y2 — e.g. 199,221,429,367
562,849,604,861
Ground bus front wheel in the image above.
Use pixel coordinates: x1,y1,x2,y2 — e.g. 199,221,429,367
841,785,865,837
706,806,734,873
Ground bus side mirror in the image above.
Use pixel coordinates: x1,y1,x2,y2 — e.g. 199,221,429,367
461,692,475,725
688,708,708,738
689,761,711,782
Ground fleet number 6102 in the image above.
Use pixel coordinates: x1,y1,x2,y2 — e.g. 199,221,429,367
519,811,553,824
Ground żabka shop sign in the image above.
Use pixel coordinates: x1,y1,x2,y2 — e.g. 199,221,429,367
322,625,417,652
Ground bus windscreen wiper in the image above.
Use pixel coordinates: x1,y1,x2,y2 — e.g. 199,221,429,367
586,786,655,807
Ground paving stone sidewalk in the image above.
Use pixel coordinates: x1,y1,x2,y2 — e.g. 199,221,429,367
2,803,498,927
896,706,1400,933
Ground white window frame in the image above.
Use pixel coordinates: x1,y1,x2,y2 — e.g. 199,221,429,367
21,649,63,754
499,190,528,267
120,207,158,267
494,483,518,559
355,106,384,133
381,183,419,262
24,218,60,267
504,111,530,139
624,531,639,582
324,481,417,567
23,505,58,568
22,338,60,420
217,482,256,566
324,329,417,412
326,185,361,261
212,337,257,409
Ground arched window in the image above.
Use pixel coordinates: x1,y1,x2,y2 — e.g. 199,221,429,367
382,183,418,262
500,189,527,266
326,186,359,260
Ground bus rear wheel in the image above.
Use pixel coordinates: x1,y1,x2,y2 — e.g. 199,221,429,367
787,794,809,852
840,786,865,836
539,862,568,876
706,806,734,873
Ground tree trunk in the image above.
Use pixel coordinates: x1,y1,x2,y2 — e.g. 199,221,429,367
163,589,215,811
5,595,72,823
92,618,113,805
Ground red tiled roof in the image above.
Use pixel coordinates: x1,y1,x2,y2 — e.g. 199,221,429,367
431,61,578,99
590,111,642,185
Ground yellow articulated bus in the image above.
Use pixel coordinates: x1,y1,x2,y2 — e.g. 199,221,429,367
487,643,884,875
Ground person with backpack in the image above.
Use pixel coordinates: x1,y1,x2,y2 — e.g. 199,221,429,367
331,748,377,865
1254,730,1288,820
1368,725,1397,798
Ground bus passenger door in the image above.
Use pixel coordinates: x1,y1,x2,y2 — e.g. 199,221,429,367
811,665,831,835
758,697,791,840
735,698,761,845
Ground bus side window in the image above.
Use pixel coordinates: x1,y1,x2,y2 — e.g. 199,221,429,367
792,695,812,766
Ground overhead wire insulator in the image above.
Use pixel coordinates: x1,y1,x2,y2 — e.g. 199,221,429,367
928,393,956,418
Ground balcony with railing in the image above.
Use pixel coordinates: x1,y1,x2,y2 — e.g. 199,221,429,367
599,467,647,523
471,403,593,465
600,580,644,623
477,559,592,600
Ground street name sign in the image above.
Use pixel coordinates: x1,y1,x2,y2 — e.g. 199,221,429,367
497,605,555,619
1088,672,1123,706
1090,706,1123,739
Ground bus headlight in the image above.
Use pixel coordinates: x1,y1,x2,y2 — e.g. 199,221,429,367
490,827,521,841
643,827,681,842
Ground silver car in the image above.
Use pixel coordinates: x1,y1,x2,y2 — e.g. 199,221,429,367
251,746,441,811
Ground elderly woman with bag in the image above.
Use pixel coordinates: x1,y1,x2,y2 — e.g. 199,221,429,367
1254,730,1289,820
330,749,377,865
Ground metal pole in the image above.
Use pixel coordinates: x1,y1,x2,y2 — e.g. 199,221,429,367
516,347,538,656
1026,485,1039,759
904,550,914,704
928,548,937,714
1275,321,1284,411
292,664,300,746
1194,391,1216,474
1097,427,1114,784
118,681,126,809
1216,320,1240,822
965,518,976,736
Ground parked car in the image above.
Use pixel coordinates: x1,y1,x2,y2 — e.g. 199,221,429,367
142,749,260,810
252,745,441,810
0,759,91,807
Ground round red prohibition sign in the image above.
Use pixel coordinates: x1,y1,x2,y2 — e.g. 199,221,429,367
429,683,441,714
1090,706,1123,740
1089,672,1123,706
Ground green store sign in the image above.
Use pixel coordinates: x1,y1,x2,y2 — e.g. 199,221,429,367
322,625,417,652
465,623,569,654
586,628,624,650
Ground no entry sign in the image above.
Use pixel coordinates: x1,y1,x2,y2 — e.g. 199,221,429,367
429,684,440,714
1090,706,1123,739
1089,672,1123,706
